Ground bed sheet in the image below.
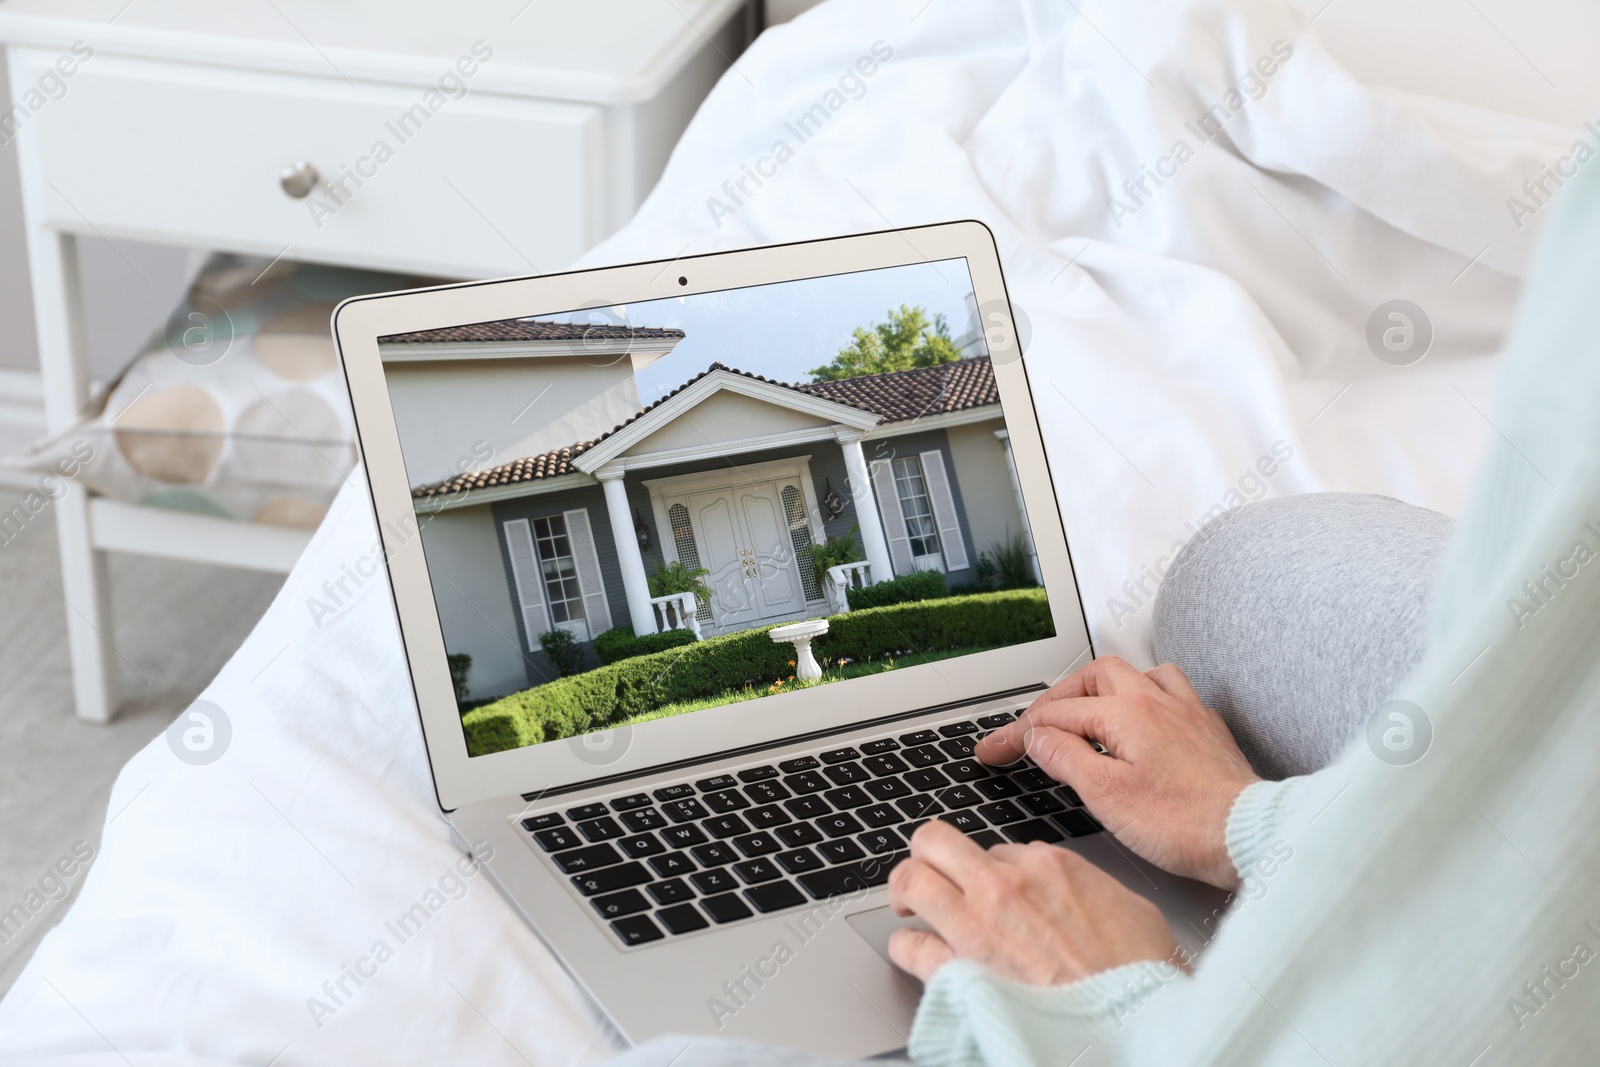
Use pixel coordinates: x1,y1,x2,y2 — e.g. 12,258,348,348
0,0,1575,1062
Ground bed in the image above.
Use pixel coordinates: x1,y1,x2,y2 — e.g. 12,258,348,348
0,0,1584,1062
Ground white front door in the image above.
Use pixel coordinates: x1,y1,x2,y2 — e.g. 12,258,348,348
681,481,807,631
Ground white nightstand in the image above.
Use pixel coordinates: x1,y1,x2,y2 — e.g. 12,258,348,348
0,0,754,722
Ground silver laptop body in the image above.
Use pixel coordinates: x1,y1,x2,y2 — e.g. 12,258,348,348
333,223,1227,1059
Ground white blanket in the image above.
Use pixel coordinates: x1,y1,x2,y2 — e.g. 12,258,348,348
0,0,1574,1062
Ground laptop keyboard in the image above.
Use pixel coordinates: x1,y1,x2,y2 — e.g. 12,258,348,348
516,708,1103,948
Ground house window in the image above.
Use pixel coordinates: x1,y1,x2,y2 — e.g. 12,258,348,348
782,484,823,602
668,503,713,623
531,515,586,627
892,456,943,569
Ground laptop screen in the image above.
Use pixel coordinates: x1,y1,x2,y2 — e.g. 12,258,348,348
380,258,1056,758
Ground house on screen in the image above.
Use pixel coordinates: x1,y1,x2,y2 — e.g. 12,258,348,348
381,317,1037,701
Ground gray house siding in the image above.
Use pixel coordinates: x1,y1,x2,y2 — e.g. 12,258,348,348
862,427,979,588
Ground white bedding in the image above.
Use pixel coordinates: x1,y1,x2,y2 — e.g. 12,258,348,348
0,0,1576,1063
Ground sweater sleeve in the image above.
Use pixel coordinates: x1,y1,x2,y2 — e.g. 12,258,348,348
1225,770,1350,879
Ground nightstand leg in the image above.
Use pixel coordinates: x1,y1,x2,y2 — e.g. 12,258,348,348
26,228,119,723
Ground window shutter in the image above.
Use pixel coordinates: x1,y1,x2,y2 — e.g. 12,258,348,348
919,450,970,570
502,518,549,651
869,459,914,577
563,508,613,639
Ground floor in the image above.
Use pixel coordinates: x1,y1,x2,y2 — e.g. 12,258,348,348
0,482,283,993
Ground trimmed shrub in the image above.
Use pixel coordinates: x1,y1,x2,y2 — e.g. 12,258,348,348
593,625,701,666
846,569,947,610
462,588,1053,757
538,629,582,677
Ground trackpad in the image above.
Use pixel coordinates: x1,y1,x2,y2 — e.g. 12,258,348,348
847,906,933,979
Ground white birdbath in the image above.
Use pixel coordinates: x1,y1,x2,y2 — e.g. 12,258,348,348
768,619,830,682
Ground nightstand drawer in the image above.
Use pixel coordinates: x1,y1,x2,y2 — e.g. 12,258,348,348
20,51,603,278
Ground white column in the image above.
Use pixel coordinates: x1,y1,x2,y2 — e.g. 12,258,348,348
835,431,893,587
995,430,1042,584
597,468,657,635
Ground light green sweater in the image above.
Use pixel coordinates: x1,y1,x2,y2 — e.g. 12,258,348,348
908,149,1600,1067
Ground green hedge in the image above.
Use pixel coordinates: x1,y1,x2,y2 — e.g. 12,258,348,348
845,569,947,610
592,625,701,666
461,588,1053,756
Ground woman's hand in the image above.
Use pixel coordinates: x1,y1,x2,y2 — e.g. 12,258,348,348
886,820,1182,985
976,656,1259,891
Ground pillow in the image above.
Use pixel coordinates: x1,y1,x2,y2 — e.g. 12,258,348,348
9,254,440,529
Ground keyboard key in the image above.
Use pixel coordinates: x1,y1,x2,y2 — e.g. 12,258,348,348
533,826,583,852
696,775,738,792
902,745,948,768
620,808,667,833
775,822,823,847
864,776,913,801
661,824,709,849
970,830,1006,849
797,852,906,898
976,712,1017,729
818,839,866,864
939,810,987,834
701,893,754,924
654,784,696,802
776,847,824,874
858,829,903,855
779,756,820,773
571,862,651,896
591,888,651,919
737,765,779,782
1018,792,1066,816
976,800,1025,826
552,843,622,874
648,852,696,878
704,790,751,814
610,914,664,945
746,804,792,830
940,737,977,759
823,786,870,809
1058,785,1085,807
733,832,782,858
937,785,982,809
896,795,943,819
860,738,901,755
578,816,626,842
783,771,829,795
657,903,710,934
611,793,652,811
691,842,738,867
817,813,864,838
820,747,860,764
1052,810,1103,837
733,858,782,884
824,762,870,785
858,804,904,828
618,833,666,858
899,730,939,747
784,796,831,820
940,721,980,737
1011,768,1055,792
974,777,1024,800
902,819,931,838
1005,819,1065,844
944,760,990,783
663,798,710,823
745,880,807,913
566,803,609,821
691,868,740,895
861,753,910,776
744,780,791,805
903,768,950,792
704,815,751,839
521,812,564,832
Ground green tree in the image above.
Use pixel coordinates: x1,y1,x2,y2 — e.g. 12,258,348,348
809,304,961,382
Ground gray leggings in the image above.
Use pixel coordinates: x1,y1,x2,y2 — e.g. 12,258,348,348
599,492,1451,1066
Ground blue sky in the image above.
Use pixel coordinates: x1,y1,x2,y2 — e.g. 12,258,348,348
539,258,981,403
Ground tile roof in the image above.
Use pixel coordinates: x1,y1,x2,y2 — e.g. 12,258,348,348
378,318,686,345
411,356,996,499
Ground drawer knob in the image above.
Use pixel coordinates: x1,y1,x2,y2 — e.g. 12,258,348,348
278,162,319,199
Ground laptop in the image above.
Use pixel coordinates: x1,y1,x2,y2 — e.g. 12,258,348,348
332,222,1227,1058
